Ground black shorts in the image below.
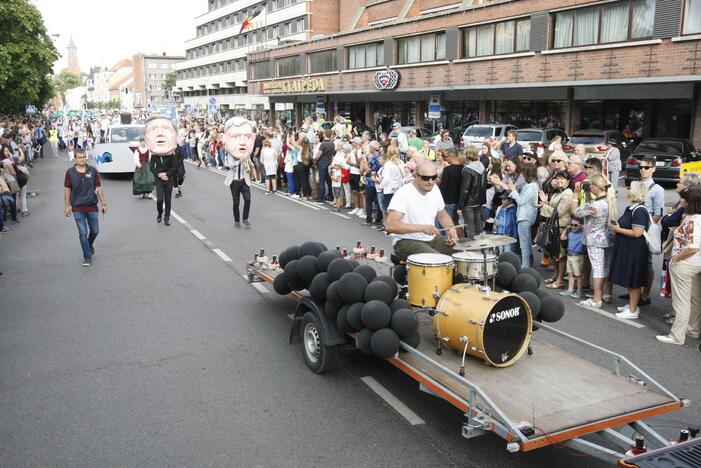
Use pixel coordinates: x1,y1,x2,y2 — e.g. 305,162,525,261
349,174,361,191
266,174,276,180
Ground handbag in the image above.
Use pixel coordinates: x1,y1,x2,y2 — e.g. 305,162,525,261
15,167,28,188
536,207,561,258
633,206,662,255
8,180,20,194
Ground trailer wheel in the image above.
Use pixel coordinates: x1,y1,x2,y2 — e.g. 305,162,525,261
301,311,339,374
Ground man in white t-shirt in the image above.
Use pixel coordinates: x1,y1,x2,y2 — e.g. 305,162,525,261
385,160,458,257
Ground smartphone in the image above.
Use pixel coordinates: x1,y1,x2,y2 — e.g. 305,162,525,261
610,220,618,226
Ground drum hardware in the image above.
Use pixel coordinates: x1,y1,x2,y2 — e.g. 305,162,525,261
453,234,517,251
459,336,470,376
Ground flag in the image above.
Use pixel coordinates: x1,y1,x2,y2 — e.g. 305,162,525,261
239,8,262,34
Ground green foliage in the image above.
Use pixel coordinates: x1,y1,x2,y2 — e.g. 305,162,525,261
0,0,59,113
163,72,176,98
86,99,120,110
52,69,82,100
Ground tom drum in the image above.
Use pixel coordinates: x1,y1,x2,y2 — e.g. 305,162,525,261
406,253,454,308
452,251,497,282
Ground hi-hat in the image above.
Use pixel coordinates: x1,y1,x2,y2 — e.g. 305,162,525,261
453,234,517,251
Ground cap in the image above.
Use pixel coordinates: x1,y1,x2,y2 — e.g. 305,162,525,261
369,141,381,150
392,122,401,129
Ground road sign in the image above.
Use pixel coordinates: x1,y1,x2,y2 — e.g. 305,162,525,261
208,97,218,113
428,94,441,119
25,104,37,115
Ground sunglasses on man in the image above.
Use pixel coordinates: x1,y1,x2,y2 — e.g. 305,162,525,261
639,165,654,170
418,174,438,181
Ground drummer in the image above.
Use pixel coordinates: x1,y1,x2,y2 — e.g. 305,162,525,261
385,160,458,257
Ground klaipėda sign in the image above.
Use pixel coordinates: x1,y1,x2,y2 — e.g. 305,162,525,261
263,78,325,94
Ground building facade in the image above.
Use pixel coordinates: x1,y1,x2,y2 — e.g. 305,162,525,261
66,37,81,75
175,0,342,119
132,54,184,111
247,0,701,147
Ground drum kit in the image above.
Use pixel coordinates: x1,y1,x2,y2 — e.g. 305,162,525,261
404,234,532,371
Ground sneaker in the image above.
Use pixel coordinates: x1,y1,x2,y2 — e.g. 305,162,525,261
357,209,366,218
665,317,675,325
349,208,359,215
558,290,573,297
11,219,19,225
687,331,700,339
242,220,250,228
264,190,272,195
615,309,640,319
344,205,352,209
579,298,602,309
291,194,300,199
617,304,630,312
570,291,582,299
361,221,373,226
662,312,675,320
82,259,91,267
1,226,10,232
235,221,241,229
656,334,684,345
20,211,30,217
90,246,95,256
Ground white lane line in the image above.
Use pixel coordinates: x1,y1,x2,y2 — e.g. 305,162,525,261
171,212,186,224
360,376,425,426
212,248,233,262
331,211,351,219
241,274,271,294
190,229,206,240
575,304,646,329
275,193,321,210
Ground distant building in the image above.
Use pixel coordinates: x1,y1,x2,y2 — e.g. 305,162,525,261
132,53,184,111
66,37,80,75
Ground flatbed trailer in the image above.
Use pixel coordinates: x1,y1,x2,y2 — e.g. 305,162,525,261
246,263,689,464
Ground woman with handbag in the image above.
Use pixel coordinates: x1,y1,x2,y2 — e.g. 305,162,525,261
657,187,701,345
608,181,650,319
537,170,574,288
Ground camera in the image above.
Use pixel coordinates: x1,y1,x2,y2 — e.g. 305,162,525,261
582,181,591,192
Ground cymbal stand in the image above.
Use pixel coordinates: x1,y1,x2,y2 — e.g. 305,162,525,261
459,336,470,376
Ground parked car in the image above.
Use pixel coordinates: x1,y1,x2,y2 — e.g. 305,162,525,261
91,124,144,174
562,129,630,168
625,138,699,186
516,128,568,158
388,126,437,141
462,124,518,149
449,120,480,146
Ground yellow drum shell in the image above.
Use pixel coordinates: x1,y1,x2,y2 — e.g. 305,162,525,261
434,284,532,367
406,253,454,308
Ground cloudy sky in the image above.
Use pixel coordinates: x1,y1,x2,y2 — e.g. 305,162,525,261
33,0,204,73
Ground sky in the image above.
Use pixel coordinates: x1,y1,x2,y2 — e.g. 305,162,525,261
33,0,204,74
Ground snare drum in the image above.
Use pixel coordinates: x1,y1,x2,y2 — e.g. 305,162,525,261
434,284,532,367
452,251,497,282
406,253,454,308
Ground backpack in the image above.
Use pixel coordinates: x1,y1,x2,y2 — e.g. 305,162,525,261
633,205,662,255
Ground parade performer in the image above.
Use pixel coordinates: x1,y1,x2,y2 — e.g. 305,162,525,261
132,137,155,198
146,116,179,226
223,116,256,229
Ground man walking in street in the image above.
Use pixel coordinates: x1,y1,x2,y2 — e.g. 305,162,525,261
145,116,179,226
64,150,107,267
223,116,256,229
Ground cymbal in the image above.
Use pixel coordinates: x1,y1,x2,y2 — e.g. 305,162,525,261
453,234,517,251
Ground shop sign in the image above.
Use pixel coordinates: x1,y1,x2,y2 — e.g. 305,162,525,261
263,78,325,94
373,70,400,90
428,93,441,119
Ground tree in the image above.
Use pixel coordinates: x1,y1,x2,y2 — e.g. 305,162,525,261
163,72,176,98
0,0,59,113
52,70,82,100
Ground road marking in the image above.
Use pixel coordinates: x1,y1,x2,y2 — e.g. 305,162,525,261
212,248,233,262
190,229,206,240
575,304,646,329
275,192,321,210
241,273,271,294
331,211,351,219
360,376,425,426
171,212,186,224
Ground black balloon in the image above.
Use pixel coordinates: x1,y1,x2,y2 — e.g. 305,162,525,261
520,267,543,289
284,259,307,290
390,308,418,338
392,264,407,285
403,331,421,348
327,258,354,282
354,264,377,283
326,281,342,307
534,288,550,301
318,250,342,272
389,298,411,313
346,302,365,331
371,275,398,300
356,328,374,355
297,255,320,283
511,273,538,293
336,304,352,334
519,291,541,319
495,262,518,288
361,300,392,330
347,259,360,269
540,296,565,323
278,245,300,269
498,251,521,272
364,280,394,304
325,300,340,320
371,328,400,359
309,272,330,302
272,274,292,295
315,242,328,252
338,272,368,305
299,241,325,258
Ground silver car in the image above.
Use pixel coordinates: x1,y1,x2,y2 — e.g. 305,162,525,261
462,124,517,148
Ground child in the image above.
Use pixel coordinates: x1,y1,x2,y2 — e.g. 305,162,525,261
67,144,75,162
330,142,346,211
559,217,585,299
491,192,518,252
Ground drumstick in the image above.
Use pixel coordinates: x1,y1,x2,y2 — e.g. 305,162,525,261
436,223,467,233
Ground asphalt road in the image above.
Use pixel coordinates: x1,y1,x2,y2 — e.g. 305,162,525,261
1,148,698,467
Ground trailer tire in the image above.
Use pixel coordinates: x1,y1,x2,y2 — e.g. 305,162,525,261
301,311,339,374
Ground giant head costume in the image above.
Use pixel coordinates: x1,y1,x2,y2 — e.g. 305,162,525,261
223,116,257,161
144,116,178,156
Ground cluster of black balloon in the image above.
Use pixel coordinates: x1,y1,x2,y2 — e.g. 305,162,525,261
494,251,565,327
272,242,420,359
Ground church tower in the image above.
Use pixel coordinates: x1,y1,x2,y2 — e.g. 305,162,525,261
67,37,80,75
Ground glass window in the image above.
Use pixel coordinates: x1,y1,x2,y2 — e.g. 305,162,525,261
435,33,446,59
465,20,531,57
632,0,655,37
420,35,435,61
308,50,337,74
495,21,515,55
251,61,271,79
683,0,701,34
398,36,420,64
476,24,494,56
276,56,299,77
601,2,629,43
554,12,574,48
516,20,530,51
574,6,599,46
347,43,383,69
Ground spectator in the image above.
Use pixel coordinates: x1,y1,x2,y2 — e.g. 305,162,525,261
538,170,575,288
284,133,299,197
657,187,701,345
541,150,569,196
361,141,383,227
393,123,408,160
608,181,651,320
492,192,518,251
439,148,463,227
568,154,587,191
501,130,523,158
261,139,278,194
559,217,586,298
419,140,436,161
606,141,622,191
585,157,604,178
407,129,423,152
458,146,486,239
573,174,617,308
378,146,403,221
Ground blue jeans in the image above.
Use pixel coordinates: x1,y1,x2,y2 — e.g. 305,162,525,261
73,211,99,260
1,191,17,221
182,142,191,159
286,172,296,194
517,220,532,268
365,185,382,223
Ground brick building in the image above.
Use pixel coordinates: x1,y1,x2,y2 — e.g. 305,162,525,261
247,0,701,146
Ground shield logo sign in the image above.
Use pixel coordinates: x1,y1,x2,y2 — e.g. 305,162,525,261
373,70,400,90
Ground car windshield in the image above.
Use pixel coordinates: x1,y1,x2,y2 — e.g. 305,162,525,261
636,141,683,154
111,127,144,143
464,127,492,138
569,134,604,145
517,131,542,141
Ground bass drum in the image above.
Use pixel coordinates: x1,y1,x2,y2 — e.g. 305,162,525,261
434,284,532,367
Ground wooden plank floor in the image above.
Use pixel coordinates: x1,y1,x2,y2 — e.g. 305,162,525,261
400,318,675,435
